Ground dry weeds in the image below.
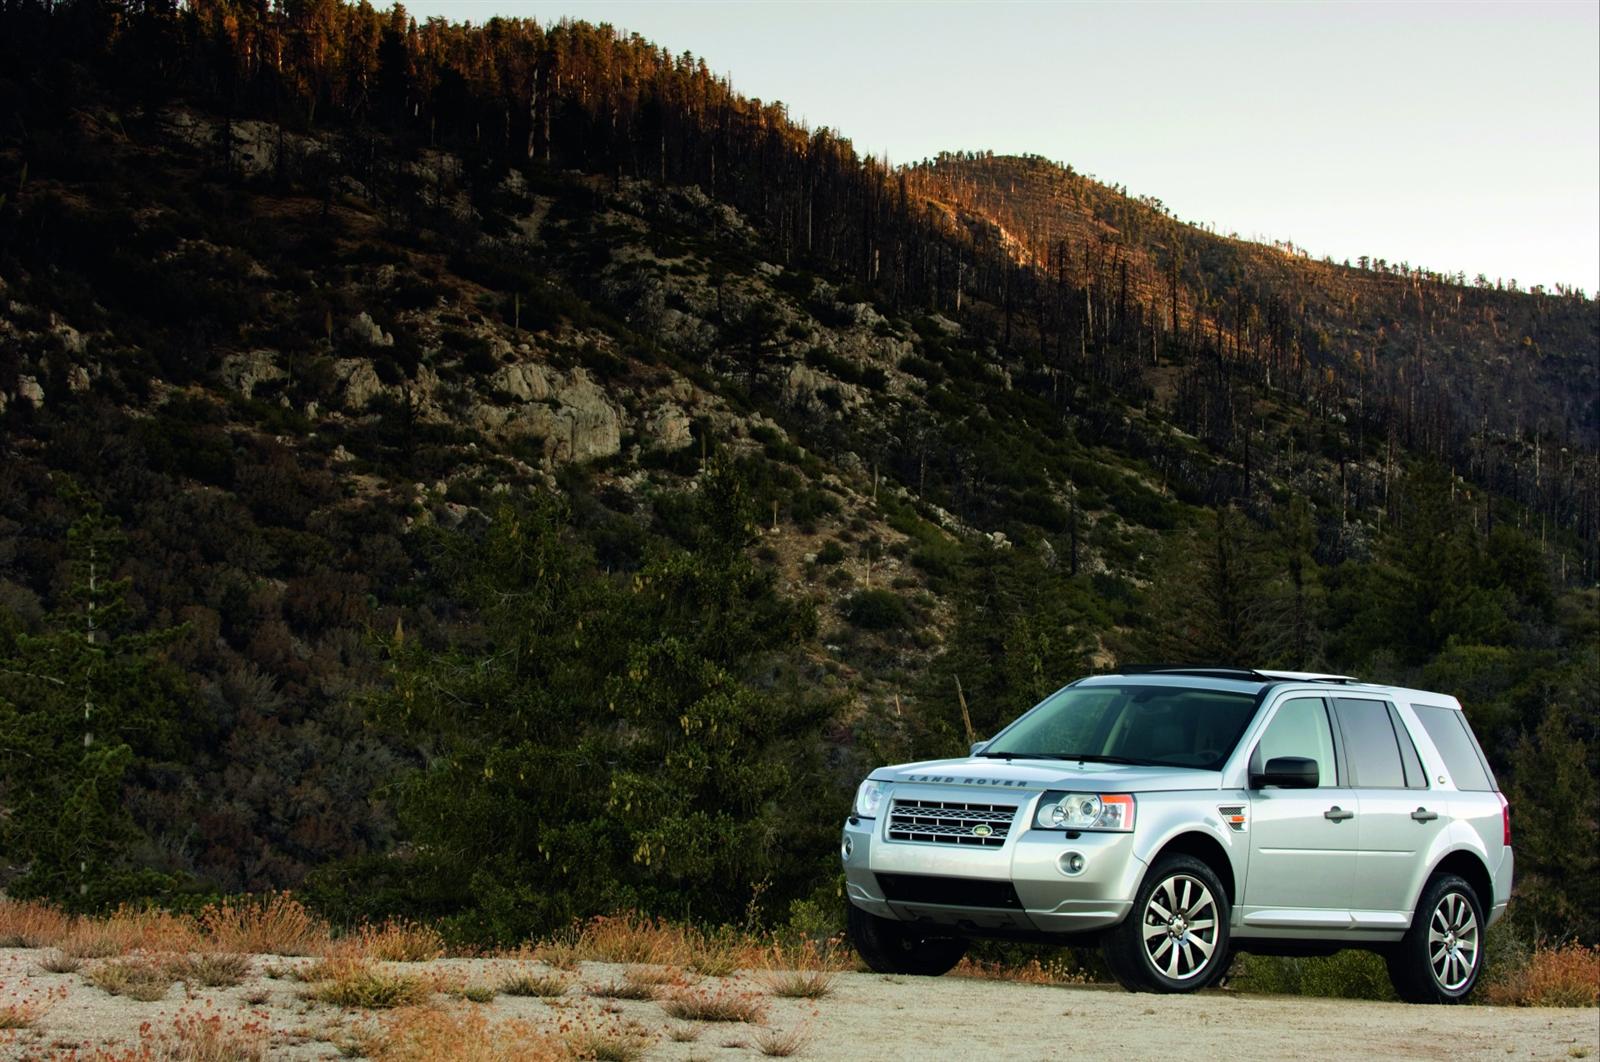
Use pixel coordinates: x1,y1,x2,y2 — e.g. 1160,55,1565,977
659,983,768,1024
304,957,431,1009
199,893,328,956
754,1024,813,1057
1486,942,1600,1007
364,1005,566,1062
88,957,177,1001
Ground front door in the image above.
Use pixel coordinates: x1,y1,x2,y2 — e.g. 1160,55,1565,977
1242,696,1357,928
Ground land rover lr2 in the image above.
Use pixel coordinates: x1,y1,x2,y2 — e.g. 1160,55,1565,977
841,668,1512,1003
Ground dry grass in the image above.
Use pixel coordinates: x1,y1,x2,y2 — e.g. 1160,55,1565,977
0,986,58,1030
346,919,447,963
543,913,767,976
36,950,83,974
759,968,835,999
304,957,431,1009
659,983,768,1024
134,1009,271,1062
454,983,497,1003
587,978,657,1001
564,1023,654,1061
0,898,72,948
199,893,329,956
754,1025,812,1058
1486,943,1600,1007
88,957,178,1001
167,952,253,988
666,1023,701,1042
364,1006,566,1062
951,955,1088,985
499,969,570,998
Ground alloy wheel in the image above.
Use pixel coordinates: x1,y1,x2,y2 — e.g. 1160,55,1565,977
1141,873,1219,981
1428,891,1480,991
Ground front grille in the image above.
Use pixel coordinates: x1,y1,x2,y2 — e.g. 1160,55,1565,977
876,873,1023,909
886,798,1018,847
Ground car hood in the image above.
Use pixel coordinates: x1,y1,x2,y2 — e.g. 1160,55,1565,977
871,755,1221,794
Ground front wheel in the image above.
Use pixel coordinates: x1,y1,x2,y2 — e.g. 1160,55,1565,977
1386,873,1484,1004
1103,854,1231,993
846,903,968,976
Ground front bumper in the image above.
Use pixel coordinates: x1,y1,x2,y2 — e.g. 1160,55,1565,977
841,808,1144,935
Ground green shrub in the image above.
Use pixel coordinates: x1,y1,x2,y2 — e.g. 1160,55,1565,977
842,589,910,632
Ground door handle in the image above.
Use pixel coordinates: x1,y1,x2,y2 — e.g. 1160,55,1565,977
1411,808,1439,822
1324,806,1354,822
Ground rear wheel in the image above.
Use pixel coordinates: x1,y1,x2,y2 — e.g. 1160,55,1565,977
846,903,968,976
1103,854,1231,993
1387,873,1484,1004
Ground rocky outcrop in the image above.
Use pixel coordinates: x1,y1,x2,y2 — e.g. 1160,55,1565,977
334,359,387,409
346,312,394,348
492,362,553,402
220,350,287,398
644,402,694,451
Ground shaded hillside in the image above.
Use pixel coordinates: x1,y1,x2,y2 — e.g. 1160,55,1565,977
0,0,1594,942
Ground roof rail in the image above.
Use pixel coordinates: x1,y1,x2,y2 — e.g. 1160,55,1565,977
1113,666,1367,685
1118,665,1272,681
1255,669,1365,684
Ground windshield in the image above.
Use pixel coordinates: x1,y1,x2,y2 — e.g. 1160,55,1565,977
980,684,1260,770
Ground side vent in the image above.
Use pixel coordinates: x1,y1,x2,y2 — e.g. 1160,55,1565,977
1219,805,1248,833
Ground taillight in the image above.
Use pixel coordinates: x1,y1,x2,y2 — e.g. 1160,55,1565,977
1498,792,1511,846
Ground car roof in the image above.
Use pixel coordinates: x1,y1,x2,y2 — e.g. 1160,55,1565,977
1076,669,1462,709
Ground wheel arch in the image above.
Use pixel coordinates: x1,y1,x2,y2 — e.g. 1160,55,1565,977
1147,830,1238,909
1427,849,1494,916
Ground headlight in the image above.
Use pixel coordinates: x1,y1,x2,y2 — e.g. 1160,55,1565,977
1034,792,1135,832
854,779,889,818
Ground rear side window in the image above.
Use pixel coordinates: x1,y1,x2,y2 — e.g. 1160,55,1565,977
1334,698,1406,788
1415,706,1496,791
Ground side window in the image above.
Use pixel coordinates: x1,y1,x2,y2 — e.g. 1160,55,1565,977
1388,704,1428,789
1254,697,1337,787
1415,706,1496,791
1334,698,1406,788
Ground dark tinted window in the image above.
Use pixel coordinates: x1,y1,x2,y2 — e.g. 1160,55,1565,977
982,684,1259,770
1415,706,1495,791
1389,704,1428,789
1334,698,1405,788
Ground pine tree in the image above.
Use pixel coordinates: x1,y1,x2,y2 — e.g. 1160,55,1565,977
0,490,185,908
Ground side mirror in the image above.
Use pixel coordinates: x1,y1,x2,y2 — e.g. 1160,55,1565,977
1251,755,1319,789
970,740,990,757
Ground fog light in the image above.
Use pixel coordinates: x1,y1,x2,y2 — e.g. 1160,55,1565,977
841,835,854,861
1059,851,1086,875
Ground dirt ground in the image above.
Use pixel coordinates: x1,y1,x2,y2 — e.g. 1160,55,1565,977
1,946,1596,1061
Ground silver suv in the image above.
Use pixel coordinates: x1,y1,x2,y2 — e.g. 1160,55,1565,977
842,668,1512,1003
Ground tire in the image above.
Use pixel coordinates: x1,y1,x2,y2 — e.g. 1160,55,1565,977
846,902,968,976
1386,873,1485,1004
1103,854,1232,993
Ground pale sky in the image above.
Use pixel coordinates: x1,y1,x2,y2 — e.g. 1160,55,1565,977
406,1,1600,294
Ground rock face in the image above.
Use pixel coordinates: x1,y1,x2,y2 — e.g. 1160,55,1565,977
334,359,387,409
783,363,863,416
553,370,623,461
493,362,553,402
346,312,394,348
220,350,287,397
644,403,694,451
17,376,44,406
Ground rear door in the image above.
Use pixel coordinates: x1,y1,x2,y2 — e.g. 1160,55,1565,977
1334,697,1445,926
1241,696,1357,928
